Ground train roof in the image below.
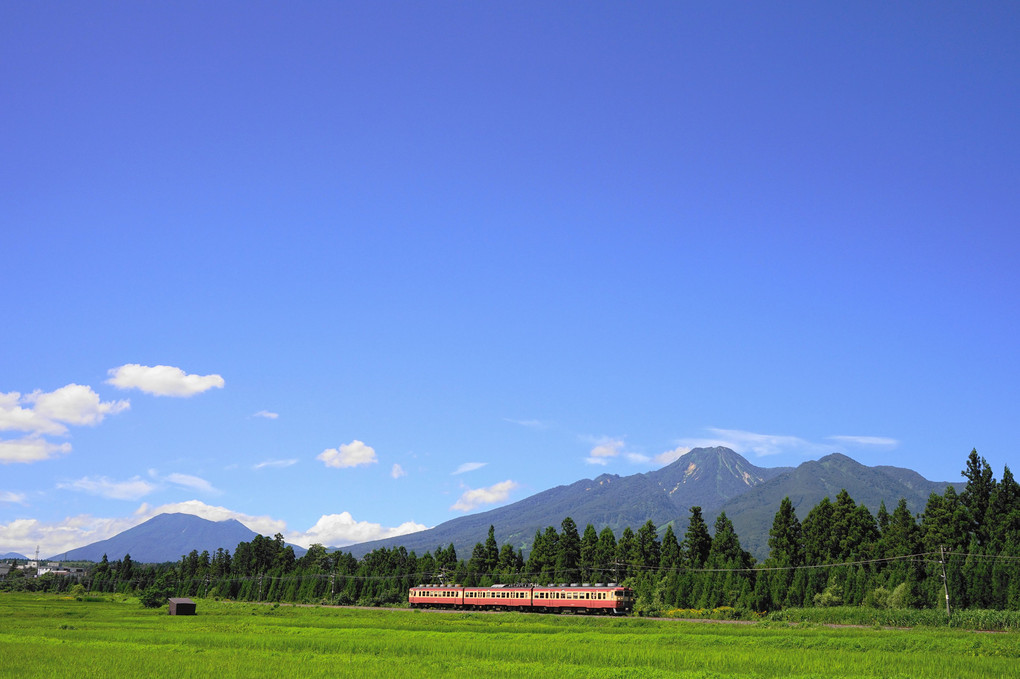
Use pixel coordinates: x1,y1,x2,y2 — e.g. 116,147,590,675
414,583,627,589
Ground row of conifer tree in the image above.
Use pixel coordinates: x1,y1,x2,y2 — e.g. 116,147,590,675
7,450,1018,612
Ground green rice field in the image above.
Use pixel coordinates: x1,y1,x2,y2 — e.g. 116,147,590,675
1,593,1017,678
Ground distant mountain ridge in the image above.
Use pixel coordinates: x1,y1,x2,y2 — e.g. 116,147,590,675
342,447,958,560
46,449,961,564
2,552,29,560
49,513,307,563
716,453,961,557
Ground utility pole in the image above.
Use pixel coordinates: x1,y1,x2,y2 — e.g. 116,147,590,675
939,545,951,619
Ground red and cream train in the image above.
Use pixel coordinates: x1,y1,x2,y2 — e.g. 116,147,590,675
409,583,635,615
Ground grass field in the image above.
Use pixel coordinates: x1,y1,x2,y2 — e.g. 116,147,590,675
1,594,1018,678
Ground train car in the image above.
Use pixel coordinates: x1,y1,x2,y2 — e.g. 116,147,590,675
409,583,634,615
462,585,533,610
408,585,464,609
531,584,634,615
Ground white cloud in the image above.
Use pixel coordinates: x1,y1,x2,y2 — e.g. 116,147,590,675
253,410,279,419
391,463,406,479
0,437,72,464
0,391,64,435
107,364,224,397
0,500,426,558
133,500,287,537
0,384,129,464
585,438,625,465
58,475,156,501
626,452,651,464
253,459,298,470
0,501,288,558
0,491,26,504
0,515,139,559
828,435,899,448
165,473,218,494
30,384,130,427
317,440,377,469
0,385,129,437
452,462,486,475
287,512,426,548
655,446,692,466
450,480,519,512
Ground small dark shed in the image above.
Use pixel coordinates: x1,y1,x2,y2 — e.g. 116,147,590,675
168,598,197,615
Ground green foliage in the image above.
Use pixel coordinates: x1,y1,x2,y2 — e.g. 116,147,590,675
138,572,174,608
17,448,1020,621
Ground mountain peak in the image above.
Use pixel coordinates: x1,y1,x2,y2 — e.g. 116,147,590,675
817,452,861,465
649,447,791,513
50,513,296,563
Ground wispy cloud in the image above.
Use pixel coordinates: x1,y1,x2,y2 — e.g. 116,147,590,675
253,410,279,419
669,428,899,460
253,459,298,470
57,475,156,501
504,418,551,430
317,440,378,469
828,435,899,448
452,462,486,475
674,428,821,458
165,473,219,494
391,463,407,479
0,491,26,504
450,480,519,512
107,364,224,397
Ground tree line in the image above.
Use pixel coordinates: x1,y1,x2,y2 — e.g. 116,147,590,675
5,449,1018,613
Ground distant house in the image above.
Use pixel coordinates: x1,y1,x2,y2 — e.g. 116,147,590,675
0,566,10,580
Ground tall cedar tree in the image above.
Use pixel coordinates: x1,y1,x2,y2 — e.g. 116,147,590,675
484,526,499,573
595,527,617,579
960,449,997,547
557,517,581,580
580,524,599,580
616,527,636,579
682,506,711,568
659,524,681,571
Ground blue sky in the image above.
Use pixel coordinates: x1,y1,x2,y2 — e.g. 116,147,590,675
3,2,1018,558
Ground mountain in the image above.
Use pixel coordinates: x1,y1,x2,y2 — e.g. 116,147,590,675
2,552,29,560
342,447,790,558
649,446,792,511
342,448,958,561
50,513,275,563
715,453,962,559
